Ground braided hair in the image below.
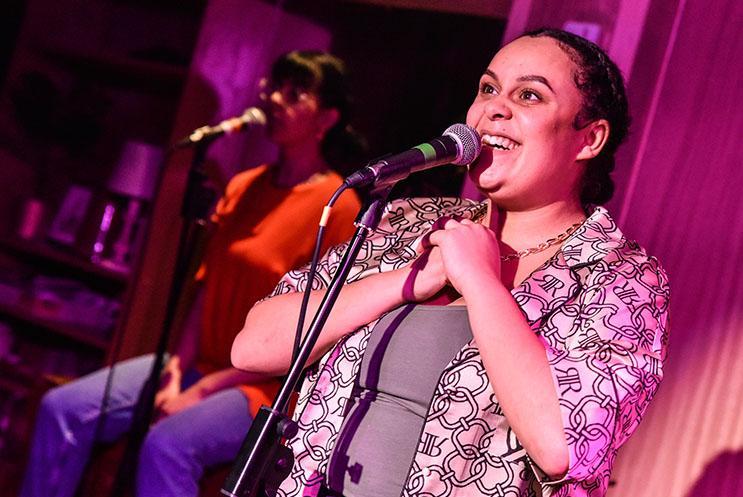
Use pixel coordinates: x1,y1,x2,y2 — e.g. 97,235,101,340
522,28,630,206
269,50,366,174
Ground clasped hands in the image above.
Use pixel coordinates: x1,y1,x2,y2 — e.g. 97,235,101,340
402,216,503,303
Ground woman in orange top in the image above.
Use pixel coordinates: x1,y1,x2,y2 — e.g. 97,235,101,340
21,51,362,497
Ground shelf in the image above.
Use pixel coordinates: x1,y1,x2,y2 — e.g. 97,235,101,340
0,299,109,351
0,237,129,287
0,360,37,395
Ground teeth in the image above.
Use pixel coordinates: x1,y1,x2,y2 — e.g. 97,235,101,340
482,134,520,151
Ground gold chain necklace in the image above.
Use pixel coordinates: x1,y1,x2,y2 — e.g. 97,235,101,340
499,221,583,262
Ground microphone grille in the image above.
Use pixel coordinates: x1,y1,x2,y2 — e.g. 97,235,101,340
243,107,267,126
443,123,481,166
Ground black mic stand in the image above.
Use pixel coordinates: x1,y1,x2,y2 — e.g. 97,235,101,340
109,140,217,497
220,185,393,497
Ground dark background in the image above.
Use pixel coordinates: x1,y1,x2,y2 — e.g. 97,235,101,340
285,1,504,197
0,1,504,215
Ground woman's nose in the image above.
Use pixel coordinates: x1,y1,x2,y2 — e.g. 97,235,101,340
269,89,283,105
484,96,512,120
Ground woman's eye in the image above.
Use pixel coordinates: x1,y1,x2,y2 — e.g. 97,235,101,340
479,82,496,95
520,89,542,102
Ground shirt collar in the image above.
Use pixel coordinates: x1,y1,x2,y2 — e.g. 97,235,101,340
559,206,626,268
463,203,625,268
512,206,626,324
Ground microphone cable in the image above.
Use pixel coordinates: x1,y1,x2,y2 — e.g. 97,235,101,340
288,183,349,380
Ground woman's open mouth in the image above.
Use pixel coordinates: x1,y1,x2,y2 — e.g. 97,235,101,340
481,133,521,151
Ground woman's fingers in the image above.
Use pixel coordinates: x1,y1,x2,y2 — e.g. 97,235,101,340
429,220,465,245
421,215,477,251
442,217,465,229
421,216,452,247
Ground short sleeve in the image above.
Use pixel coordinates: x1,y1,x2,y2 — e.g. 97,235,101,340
263,239,351,300
538,255,670,485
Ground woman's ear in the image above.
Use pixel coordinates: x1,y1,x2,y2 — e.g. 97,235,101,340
576,119,610,161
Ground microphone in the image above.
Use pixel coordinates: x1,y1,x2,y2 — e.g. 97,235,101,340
344,123,481,189
176,107,266,147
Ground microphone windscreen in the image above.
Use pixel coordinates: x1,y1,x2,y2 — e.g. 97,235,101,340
443,123,481,165
242,107,267,126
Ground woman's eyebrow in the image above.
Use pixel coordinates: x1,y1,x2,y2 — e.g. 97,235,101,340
517,74,555,94
482,70,555,94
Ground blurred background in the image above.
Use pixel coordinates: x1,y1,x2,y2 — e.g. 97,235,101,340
0,0,740,496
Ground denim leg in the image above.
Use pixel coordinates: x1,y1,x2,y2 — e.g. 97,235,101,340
136,388,252,497
20,354,158,497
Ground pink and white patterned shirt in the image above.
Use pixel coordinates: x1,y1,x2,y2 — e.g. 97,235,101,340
268,197,669,497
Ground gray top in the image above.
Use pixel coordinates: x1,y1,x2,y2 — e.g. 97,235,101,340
326,304,473,497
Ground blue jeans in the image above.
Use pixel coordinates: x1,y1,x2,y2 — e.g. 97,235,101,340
20,354,253,497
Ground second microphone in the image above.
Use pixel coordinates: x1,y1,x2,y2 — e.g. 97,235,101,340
176,107,267,148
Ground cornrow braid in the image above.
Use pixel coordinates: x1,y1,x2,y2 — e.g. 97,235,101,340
522,28,631,206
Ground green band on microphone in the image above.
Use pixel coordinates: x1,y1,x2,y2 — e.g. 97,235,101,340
413,143,436,160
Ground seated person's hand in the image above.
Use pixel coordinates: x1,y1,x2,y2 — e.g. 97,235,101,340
154,356,183,417
155,384,208,420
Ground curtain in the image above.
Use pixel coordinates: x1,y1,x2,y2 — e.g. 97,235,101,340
607,0,743,495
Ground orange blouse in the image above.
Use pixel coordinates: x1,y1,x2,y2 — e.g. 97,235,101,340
195,165,360,415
